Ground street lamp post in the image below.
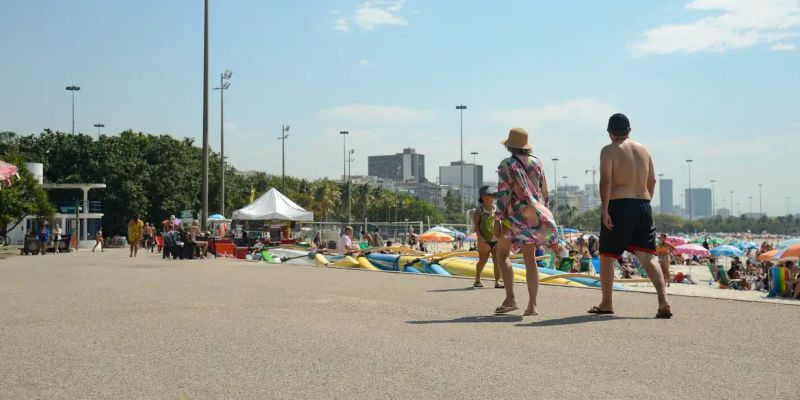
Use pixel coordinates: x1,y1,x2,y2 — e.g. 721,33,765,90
685,159,693,222
93,123,104,136
710,179,716,217
658,173,664,214
551,158,559,212
347,149,355,223
455,105,467,213
787,196,791,216
339,131,349,184
729,191,734,217
65,85,80,135
758,183,764,216
200,0,210,232
749,196,753,214
470,151,478,165
212,70,232,216
277,125,290,193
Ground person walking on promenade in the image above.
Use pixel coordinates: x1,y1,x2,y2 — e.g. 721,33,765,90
53,224,62,254
37,222,50,256
128,215,144,258
92,226,104,252
591,113,671,318
493,128,558,316
473,185,503,288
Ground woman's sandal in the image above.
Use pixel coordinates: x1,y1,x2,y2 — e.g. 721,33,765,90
587,306,614,315
655,306,673,319
494,305,519,314
494,282,505,289
473,281,484,288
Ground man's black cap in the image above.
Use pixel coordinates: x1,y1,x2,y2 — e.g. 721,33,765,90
607,113,630,132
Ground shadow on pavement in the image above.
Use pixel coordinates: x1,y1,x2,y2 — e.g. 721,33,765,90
515,314,650,327
407,315,523,324
427,287,480,293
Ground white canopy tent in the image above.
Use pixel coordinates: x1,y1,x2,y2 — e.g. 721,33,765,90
232,188,313,221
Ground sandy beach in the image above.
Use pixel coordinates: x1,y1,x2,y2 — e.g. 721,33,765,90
1,248,798,399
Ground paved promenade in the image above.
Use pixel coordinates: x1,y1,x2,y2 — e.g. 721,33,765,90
1,249,796,399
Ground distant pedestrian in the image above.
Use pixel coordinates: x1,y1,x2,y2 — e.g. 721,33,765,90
37,222,51,256
92,226,104,252
128,215,144,257
53,224,62,254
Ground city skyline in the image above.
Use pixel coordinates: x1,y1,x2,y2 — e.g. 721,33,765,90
1,1,798,216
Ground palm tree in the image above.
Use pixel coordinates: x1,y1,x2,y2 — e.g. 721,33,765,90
312,179,340,222
355,184,373,220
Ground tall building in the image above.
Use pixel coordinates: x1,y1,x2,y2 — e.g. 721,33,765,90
659,179,674,215
685,188,712,219
439,161,483,205
367,148,426,182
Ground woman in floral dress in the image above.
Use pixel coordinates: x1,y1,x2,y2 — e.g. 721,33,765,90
493,128,558,316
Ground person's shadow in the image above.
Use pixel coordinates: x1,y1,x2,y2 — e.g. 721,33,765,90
407,315,523,325
427,287,480,293
515,314,650,327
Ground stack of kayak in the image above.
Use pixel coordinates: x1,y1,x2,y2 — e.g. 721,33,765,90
265,247,622,289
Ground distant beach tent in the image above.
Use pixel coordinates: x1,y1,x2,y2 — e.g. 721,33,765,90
232,188,313,221
0,160,19,189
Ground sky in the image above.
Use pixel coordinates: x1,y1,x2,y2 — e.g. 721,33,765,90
1,0,799,216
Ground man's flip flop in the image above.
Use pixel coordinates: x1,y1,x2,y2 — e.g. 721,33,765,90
494,305,519,314
473,282,483,288
587,306,614,315
655,308,673,319
494,283,505,289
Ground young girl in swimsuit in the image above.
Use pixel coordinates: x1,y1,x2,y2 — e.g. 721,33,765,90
473,185,503,288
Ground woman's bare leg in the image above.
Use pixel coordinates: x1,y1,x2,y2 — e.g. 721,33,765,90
495,238,516,308
491,246,502,286
660,257,670,287
475,241,490,284
521,243,539,315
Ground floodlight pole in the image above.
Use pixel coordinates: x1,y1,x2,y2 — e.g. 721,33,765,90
201,0,209,231
456,105,467,213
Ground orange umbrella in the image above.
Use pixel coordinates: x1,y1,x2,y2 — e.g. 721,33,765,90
758,249,778,262
774,244,800,261
419,231,454,242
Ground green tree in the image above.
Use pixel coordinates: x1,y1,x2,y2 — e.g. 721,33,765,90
0,153,55,232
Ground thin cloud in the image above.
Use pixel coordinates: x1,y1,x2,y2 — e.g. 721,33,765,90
771,43,797,51
630,0,800,54
332,0,408,32
318,104,435,124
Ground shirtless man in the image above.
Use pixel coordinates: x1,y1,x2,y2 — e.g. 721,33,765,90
589,113,671,318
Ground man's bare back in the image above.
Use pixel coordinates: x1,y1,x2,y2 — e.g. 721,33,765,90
600,138,655,201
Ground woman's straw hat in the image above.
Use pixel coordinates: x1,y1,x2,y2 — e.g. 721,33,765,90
500,127,532,150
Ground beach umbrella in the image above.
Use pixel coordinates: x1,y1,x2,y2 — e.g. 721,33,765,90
673,244,711,257
464,233,478,242
710,245,744,258
559,227,579,234
429,226,455,236
664,236,686,246
773,244,800,261
758,249,778,262
777,238,800,249
450,229,467,239
419,231,454,242
732,240,757,250
208,214,225,221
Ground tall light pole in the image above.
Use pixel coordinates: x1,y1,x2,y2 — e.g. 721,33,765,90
729,191,734,217
200,0,210,232
787,196,791,215
550,158,559,215
470,151,478,165
339,131,349,183
685,159,693,222
749,196,753,214
212,70,231,216
710,179,716,217
758,183,764,216
65,85,80,135
277,125,289,193
456,105,467,213
93,123,104,136
347,149,355,223
658,173,664,214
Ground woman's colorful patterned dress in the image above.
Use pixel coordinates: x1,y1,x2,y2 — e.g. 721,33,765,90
495,155,558,246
